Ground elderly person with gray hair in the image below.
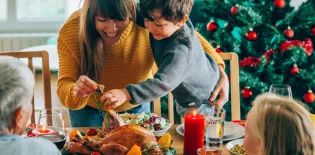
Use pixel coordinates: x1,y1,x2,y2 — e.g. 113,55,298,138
0,56,61,155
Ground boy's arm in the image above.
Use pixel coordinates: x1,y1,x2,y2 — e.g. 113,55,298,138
125,46,189,104
195,31,225,69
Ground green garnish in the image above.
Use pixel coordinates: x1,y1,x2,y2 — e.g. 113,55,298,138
93,94,112,129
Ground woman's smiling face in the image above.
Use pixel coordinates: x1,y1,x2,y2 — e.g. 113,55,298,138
95,16,130,45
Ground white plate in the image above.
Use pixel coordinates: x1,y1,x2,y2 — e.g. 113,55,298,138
152,122,172,137
207,122,238,138
223,124,245,141
176,123,245,142
176,122,238,138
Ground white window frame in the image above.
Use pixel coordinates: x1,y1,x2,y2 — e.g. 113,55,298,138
0,0,79,33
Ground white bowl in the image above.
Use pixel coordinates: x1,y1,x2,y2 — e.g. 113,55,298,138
226,138,246,155
152,122,172,137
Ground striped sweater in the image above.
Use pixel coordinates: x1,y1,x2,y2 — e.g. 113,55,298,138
57,10,225,112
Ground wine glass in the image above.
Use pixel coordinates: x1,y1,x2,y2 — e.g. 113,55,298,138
269,84,292,98
36,109,66,150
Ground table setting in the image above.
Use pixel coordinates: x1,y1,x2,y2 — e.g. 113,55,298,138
25,108,248,155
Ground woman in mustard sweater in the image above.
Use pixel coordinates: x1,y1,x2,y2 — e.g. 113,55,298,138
57,0,229,127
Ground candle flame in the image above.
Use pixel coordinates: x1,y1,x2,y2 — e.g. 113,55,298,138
42,126,45,131
193,110,196,116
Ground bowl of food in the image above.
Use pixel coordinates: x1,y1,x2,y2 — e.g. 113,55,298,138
119,112,172,137
226,138,246,155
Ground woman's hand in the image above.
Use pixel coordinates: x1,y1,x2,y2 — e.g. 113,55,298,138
209,65,229,108
101,88,131,110
74,75,98,98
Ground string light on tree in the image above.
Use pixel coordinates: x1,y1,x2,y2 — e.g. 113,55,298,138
207,20,218,32
231,5,238,15
274,0,285,8
284,26,294,38
304,89,315,103
246,28,257,41
290,64,299,75
242,86,252,98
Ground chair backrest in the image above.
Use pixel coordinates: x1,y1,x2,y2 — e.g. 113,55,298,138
0,51,52,123
219,52,240,120
152,52,241,123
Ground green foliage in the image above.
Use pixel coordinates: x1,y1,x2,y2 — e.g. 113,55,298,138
195,0,315,119
93,94,112,129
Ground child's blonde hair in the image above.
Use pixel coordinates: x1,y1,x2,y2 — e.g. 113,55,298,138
251,93,315,155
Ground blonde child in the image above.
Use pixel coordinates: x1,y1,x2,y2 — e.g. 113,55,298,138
244,93,315,155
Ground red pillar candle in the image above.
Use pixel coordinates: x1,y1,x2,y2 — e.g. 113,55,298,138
184,111,205,155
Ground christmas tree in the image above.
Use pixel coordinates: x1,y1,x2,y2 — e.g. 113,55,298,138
195,0,315,119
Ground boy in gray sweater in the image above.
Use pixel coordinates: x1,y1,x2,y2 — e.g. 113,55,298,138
102,0,220,115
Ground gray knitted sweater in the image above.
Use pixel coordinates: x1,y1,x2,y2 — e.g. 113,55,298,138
125,20,220,108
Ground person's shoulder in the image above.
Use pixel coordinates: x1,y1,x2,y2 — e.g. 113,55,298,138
20,137,56,147
168,28,192,52
132,22,149,35
20,137,61,154
59,10,81,37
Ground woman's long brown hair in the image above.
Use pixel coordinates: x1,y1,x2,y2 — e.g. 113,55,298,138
79,0,136,82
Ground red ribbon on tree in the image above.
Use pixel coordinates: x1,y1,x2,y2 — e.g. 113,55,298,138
240,57,261,68
263,49,275,61
279,38,313,56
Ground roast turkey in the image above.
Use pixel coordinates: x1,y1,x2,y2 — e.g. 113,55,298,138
67,109,162,155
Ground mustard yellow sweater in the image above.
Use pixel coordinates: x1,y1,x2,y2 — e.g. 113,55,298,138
57,11,225,112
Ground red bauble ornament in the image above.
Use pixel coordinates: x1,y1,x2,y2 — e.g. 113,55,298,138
231,6,238,15
284,27,294,38
274,0,285,8
215,46,223,53
207,21,218,32
304,90,315,103
311,27,315,35
242,86,252,99
246,29,257,41
290,64,299,75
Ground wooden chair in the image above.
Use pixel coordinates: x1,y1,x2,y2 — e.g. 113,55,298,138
152,52,241,124
0,51,52,123
219,52,240,120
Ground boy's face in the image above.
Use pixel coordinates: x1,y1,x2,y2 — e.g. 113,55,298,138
144,9,186,40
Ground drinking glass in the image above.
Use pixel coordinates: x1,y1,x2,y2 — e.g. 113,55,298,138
36,109,66,150
269,84,292,98
198,107,226,155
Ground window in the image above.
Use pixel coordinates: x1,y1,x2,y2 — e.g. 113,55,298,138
0,0,7,20
16,0,82,21
0,0,83,33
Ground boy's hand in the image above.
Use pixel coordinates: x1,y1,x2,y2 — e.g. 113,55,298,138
74,75,98,98
101,88,131,110
209,65,229,108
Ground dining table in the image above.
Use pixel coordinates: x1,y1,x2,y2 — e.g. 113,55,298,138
70,124,230,155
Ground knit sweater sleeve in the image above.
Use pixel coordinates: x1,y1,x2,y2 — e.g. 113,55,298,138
125,45,189,104
195,31,226,69
56,38,90,110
